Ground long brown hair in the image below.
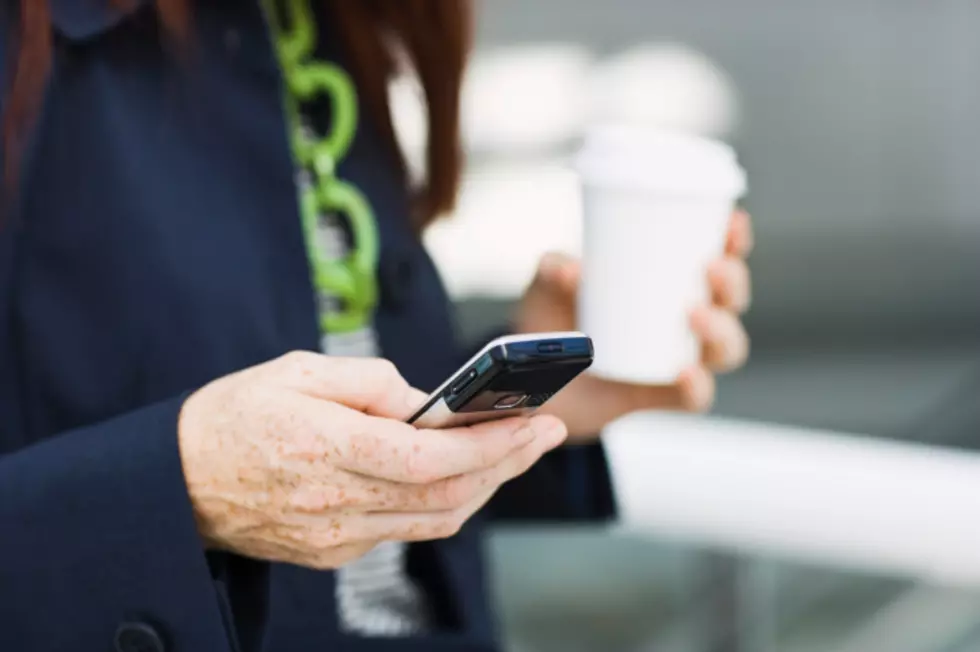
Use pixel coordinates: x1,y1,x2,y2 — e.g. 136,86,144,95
2,0,472,229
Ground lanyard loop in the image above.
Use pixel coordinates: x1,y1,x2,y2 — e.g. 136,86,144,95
265,0,380,335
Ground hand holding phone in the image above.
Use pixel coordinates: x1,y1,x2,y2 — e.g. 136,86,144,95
408,332,594,429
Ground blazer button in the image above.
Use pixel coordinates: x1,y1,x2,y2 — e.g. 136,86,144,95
379,252,415,311
114,621,166,652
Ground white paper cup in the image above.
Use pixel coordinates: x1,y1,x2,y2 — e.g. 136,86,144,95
576,126,747,384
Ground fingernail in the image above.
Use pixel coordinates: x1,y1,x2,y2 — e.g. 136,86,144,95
539,254,560,274
689,307,710,330
560,266,578,285
405,388,429,411
545,424,568,449
513,423,537,445
534,418,567,447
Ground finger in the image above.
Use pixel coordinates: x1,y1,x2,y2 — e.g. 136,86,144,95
291,420,567,514
353,424,567,542
403,414,566,483
329,407,565,484
708,256,752,313
293,423,568,548
392,418,567,512
690,307,750,373
726,210,754,258
534,251,580,294
677,365,716,413
359,486,499,543
274,351,426,419
308,542,378,571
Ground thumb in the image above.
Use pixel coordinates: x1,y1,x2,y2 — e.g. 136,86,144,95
272,351,426,419
534,252,581,294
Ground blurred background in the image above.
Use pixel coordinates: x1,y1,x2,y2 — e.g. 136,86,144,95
391,1,980,651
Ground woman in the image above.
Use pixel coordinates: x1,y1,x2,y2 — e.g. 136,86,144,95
0,1,752,651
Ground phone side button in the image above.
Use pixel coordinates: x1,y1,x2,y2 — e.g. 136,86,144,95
450,369,478,395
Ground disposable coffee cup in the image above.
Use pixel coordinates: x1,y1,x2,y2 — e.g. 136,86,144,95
575,125,747,384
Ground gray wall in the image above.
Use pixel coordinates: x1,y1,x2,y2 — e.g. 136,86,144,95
473,0,980,346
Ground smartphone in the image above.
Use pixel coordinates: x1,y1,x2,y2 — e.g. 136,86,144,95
407,332,594,429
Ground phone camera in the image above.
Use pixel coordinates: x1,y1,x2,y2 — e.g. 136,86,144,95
493,394,527,410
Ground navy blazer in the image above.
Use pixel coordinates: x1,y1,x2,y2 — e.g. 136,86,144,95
0,1,615,651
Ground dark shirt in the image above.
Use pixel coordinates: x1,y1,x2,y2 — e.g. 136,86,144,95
0,1,615,651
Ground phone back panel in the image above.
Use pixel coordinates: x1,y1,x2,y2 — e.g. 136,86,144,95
408,334,593,429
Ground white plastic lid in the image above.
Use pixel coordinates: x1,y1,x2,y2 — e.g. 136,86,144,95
575,125,747,198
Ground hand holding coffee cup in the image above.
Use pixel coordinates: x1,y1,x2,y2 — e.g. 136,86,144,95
513,128,751,437
576,126,749,385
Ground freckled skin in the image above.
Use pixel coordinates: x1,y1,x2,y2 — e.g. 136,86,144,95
176,352,566,569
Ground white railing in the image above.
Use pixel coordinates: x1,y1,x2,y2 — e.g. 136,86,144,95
604,412,980,586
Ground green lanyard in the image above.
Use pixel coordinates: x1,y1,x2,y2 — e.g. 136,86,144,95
264,0,380,335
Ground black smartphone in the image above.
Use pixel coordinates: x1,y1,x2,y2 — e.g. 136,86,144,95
407,332,594,429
